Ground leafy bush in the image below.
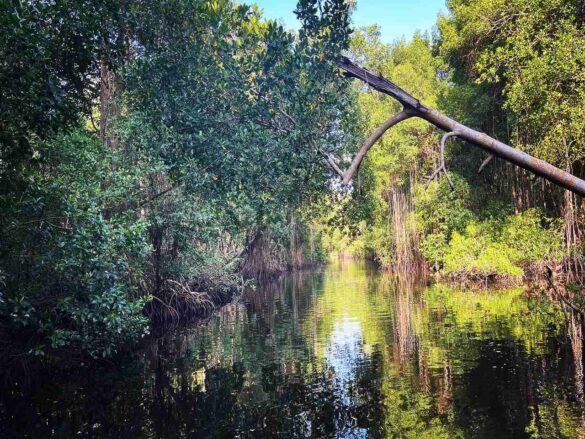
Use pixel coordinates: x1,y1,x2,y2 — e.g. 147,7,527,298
501,208,562,263
411,160,562,279
437,209,561,278
473,244,523,277
443,229,523,277
415,175,474,267
415,175,475,240
0,130,150,359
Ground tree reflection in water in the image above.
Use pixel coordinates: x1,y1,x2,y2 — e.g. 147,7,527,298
1,260,584,437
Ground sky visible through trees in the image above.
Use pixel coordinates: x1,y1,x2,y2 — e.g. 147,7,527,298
253,0,446,42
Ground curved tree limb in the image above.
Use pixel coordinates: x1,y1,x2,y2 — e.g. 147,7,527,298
336,56,585,197
341,110,412,184
320,111,412,182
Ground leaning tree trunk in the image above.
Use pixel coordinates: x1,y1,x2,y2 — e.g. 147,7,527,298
325,57,585,197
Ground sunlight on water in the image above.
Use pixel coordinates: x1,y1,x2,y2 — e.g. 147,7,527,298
1,260,584,437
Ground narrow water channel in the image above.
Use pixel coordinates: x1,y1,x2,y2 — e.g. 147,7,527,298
1,260,584,437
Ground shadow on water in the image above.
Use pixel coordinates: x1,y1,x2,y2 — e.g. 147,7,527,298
1,260,584,438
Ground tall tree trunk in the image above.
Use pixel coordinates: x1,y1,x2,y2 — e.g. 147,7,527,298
99,60,118,150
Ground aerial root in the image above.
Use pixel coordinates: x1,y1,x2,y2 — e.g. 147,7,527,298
146,279,218,324
425,131,459,190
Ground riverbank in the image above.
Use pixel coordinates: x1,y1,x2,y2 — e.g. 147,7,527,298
0,260,329,378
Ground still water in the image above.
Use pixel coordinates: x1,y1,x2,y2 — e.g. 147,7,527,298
1,260,585,438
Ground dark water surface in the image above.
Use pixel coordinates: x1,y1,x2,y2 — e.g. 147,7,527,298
1,261,584,438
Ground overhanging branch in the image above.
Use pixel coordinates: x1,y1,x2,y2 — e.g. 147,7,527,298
342,110,412,184
321,111,412,182
335,56,585,197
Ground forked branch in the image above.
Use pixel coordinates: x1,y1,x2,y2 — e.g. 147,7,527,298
426,131,459,189
334,56,585,197
320,150,345,178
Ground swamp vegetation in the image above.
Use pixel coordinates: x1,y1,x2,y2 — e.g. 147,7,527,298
1,0,585,436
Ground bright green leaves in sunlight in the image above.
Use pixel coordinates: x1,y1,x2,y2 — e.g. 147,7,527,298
328,1,580,284
438,0,585,166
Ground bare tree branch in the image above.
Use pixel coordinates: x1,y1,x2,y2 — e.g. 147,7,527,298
319,111,412,182
426,131,459,189
478,154,494,174
337,56,585,197
342,110,412,184
319,150,345,178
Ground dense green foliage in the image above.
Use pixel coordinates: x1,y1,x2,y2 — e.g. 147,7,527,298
0,0,353,362
1,131,150,358
1,0,584,364
0,0,153,359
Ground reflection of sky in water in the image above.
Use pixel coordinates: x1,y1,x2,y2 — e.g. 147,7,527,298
325,313,368,438
1,262,583,438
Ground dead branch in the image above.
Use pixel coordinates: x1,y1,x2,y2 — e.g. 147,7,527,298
335,56,585,197
319,150,346,178
478,154,494,174
342,111,412,184
426,131,459,189
321,111,412,182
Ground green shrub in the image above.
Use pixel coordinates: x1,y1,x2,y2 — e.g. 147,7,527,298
435,209,560,278
415,175,475,241
501,208,562,264
442,228,483,274
419,232,448,267
0,130,151,359
473,244,523,277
